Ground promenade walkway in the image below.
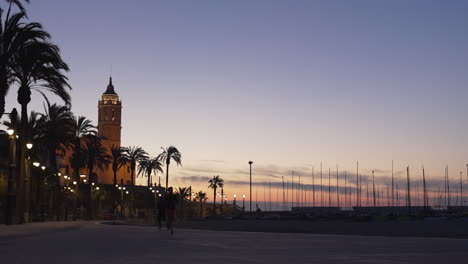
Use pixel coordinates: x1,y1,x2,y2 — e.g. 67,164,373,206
1,221,467,263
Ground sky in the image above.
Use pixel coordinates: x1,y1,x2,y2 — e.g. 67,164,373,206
2,0,468,209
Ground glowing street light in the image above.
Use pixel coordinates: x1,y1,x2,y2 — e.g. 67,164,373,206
96,187,100,191
41,166,46,171
73,181,77,185
7,128,14,136
26,143,33,149
33,162,40,167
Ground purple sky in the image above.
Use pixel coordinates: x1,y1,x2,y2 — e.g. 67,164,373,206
3,0,468,205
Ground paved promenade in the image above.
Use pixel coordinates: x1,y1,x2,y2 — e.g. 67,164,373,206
1,221,467,263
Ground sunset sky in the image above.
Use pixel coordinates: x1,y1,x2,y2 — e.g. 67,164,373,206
3,0,468,209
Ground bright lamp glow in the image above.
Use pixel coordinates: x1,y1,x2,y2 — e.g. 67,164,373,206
80,174,86,178
73,181,77,185
7,129,14,136
96,187,100,190
33,162,40,167
41,166,46,170
26,143,33,149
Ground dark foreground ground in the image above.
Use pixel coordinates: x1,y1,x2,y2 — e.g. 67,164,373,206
176,218,468,238
1,221,468,264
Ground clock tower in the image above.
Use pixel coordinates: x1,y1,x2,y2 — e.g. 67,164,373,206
98,77,122,147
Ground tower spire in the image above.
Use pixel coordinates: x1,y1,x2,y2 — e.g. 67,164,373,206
104,76,117,95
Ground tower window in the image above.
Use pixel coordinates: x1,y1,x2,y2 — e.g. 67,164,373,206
112,109,116,121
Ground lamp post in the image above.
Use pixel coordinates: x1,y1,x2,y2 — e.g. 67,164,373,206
5,111,17,225
233,194,237,206
249,161,253,212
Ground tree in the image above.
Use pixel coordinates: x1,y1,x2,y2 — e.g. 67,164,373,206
109,145,127,185
208,175,224,215
71,116,96,181
175,187,190,219
194,191,208,218
0,1,38,119
157,146,181,190
82,135,111,219
137,156,163,187
1,1,30,14
37,102,73,172
123,146,147,186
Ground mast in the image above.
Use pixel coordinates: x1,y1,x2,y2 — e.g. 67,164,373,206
460,171,463,207
328,168,331,207
282,176,285,211
406,166,411,208
344,170,347,208
372,170,376,207
392,160,394,207
312,167,315,207
336,165,340,208
320,162,323,207
356,161,359,207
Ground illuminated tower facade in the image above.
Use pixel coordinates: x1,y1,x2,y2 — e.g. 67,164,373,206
98,77,122,146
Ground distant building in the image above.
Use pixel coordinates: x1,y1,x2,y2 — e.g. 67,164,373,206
59,77,132,185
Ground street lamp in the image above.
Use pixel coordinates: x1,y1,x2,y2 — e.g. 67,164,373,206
33,162,40,167
249,161,253,212
7,128,14,136
26,143,33,150
41,166,46,171
242,195,246,212
233,194,237,206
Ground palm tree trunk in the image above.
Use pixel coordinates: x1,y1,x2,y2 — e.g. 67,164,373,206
165,162,169,190
213,187,217,215
17,102,28,222
113,168,117,185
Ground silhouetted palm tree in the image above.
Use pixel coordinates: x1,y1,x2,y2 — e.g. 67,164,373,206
194,191,208,217
208,175,224,215
137,156,163,187
71,116,96,181
157,146,181,190
175,187,190,218
123,146,147,186
1,1,30,14
109,145,127,185
13,37,71,137
82,135,111,219
37,102,73,172
0,2,39,119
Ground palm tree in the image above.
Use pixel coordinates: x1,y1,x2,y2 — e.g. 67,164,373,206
194,191,208,217
1,1,30,14
175,187,190,219
82,135,111,219
13,37,71,134
1,2,43,120
37,102,73,172
109,145,127,185
137,156,163,187
71,116,96,181
208,175,224,215
123,146,147,186
157,146,181,190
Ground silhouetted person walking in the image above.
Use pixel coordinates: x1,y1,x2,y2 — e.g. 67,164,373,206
164,187,178,235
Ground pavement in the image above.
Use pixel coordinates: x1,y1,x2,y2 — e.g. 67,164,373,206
1,221,468,263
